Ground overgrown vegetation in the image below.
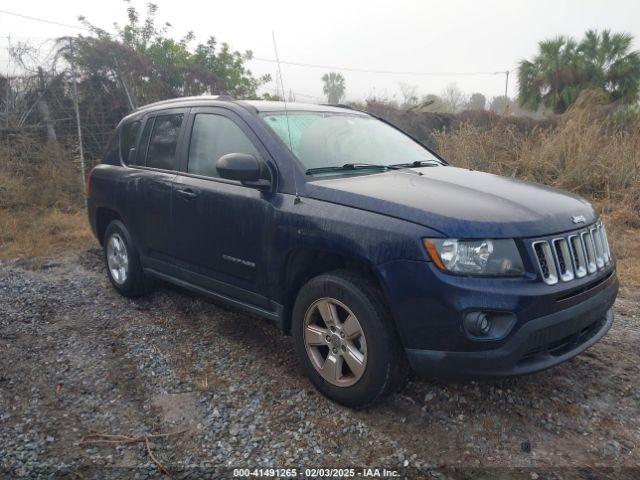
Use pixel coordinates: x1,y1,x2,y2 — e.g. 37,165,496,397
0,139,91,261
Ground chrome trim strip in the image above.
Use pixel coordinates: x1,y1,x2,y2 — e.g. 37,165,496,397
590,227,605,269
552,237,575,282
602,223,612,261
597,223,610,264
533,240,558,285
568,234,587,278
532,221,613,285
581,231,597,274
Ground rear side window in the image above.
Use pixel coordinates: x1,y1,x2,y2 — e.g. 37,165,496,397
120,121,141,164
146,114,183,170
187,114,259,178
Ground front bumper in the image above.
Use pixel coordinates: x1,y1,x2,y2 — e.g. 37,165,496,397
405,274,617,377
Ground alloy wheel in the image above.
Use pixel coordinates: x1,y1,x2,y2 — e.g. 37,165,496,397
303,297,367,387
106,233,129,285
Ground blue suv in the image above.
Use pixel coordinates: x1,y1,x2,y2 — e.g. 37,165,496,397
88,97,618,407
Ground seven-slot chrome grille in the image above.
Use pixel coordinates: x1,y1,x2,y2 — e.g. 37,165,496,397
532,221,612,285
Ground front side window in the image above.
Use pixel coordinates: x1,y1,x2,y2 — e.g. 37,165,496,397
120,121,141,164
187,114,259,178
262,112,441,173
146,114,183,170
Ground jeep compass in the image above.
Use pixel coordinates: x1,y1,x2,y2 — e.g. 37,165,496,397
87,97,618,407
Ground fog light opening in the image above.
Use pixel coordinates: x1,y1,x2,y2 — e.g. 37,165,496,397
478,314,490,335
464,311,517,341
465,311,492,337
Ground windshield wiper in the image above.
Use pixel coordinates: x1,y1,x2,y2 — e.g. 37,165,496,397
306,163,406,175
389,160,443,168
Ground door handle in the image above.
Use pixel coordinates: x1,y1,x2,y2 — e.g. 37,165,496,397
175,188,198,200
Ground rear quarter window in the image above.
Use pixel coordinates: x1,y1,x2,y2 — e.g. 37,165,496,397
136,118,155,166
119,121,141,164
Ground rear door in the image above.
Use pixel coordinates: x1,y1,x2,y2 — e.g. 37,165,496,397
171,107,277,307
126,109,186,267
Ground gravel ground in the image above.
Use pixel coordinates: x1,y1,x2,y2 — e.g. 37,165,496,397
0,247,639,479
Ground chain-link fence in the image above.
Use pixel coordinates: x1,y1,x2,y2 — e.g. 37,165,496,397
1,36,130,189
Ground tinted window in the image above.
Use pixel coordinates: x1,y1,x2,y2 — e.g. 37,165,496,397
120,121,141,164
136,118,154,166
187,114,259,178
146,114,183,170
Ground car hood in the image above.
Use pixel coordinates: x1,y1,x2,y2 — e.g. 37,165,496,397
305,166,597,238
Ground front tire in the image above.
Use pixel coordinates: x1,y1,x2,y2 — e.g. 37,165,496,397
292,270,407,408
103,220,153,298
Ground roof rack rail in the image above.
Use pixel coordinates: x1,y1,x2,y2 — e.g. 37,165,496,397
134,95,235,112
319,103,357,110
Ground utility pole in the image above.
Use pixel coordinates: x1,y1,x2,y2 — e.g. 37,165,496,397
504,70,510,115
69,38,87,206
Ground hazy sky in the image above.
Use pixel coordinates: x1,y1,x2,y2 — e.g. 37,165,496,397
2,0,639,103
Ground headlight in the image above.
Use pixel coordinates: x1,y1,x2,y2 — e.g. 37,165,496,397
423,238,525,276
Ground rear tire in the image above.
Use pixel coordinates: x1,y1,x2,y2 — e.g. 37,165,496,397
292,270,408,408
103,220,154,298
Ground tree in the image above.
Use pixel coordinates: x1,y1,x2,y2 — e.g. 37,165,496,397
466,92,486,110
578,30,640,103
489,95,512,113
399,82,419,107
322,72,346,104
518,30,640,113
416,94,448,113
441,83,466,113
66,1,270,107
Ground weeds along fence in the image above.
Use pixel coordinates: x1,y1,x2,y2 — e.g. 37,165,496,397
1,37,132,210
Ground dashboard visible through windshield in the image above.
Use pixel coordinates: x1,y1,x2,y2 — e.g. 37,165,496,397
261,111,442,175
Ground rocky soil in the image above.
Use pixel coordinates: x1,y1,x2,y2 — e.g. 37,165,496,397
0,248,638,479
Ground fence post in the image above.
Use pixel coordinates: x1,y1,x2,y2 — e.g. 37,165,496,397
4,76,9,128
68,37,87,207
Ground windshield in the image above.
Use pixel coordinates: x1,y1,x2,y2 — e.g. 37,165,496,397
261,112,442,173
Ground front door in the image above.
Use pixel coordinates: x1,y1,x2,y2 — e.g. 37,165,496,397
171,108,276,308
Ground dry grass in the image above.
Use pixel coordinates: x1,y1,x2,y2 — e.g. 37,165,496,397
0,208,93,261
0,138,95,262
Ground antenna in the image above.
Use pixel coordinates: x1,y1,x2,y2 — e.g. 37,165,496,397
272,31,292,149
272,31,300,203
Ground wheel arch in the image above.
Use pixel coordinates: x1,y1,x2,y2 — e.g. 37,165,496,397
95,207,123,246
280,247,392,334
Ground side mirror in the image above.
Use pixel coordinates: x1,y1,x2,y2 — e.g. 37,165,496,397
216,153,270,189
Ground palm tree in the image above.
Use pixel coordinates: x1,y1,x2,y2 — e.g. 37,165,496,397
517,30,640,113
518,36,581,113
577,30,640,103
322,72,346,104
